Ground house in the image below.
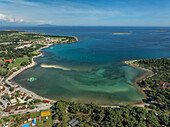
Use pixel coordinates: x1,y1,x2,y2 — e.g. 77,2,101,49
41,110,51,117
68,119,79,127
20,92,26,96
23,41,30,44
5,105,27,112
10,99,17,104
5,105,18,112
158,82,170,89
0,84,5,91
4,59,12,63
23,55,28,58
43,100,50,104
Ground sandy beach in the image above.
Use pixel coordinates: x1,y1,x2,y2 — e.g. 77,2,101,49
5,39,78,103
7,44,52,80
123,60,152,72
6,44,55,102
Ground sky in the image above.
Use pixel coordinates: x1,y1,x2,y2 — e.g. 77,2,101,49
0,0,170,26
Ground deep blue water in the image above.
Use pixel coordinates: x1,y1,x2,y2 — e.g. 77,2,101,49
4,26,170,105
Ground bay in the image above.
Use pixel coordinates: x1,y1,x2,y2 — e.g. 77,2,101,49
8,26,170,105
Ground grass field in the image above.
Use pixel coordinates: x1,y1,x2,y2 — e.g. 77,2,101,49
8,57,30,68
30,111,40,118
37,116,53,127
30,51,39,55
30,38,45,42
0,51,8,54
49,37,66,40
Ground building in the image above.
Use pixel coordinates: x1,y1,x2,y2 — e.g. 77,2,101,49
23,55,28,58
5,105,27,112
43,100,50,104
5,105,18,112
158,82,170,89
0,84,5,91
4,59,12,63
68,119,79,127
10,99,17,104
41,110,51,117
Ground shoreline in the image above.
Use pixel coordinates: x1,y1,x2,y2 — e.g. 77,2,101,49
6,44,152,106
5,38,78,102
6,44,55,102
122,59,155,106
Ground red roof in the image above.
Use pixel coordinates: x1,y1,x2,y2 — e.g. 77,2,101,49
158,82,170,86
4,59,12,63
43,100,50,103
23,55,28,57
0,84,5,91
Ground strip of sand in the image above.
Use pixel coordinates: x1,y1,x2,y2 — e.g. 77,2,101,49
123,60,152,72
40,64,71,71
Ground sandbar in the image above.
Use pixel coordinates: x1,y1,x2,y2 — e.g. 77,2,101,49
40,64,71,71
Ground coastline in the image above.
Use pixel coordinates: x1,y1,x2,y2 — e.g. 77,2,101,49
123,60,152,72
122,59,154,106
7,44,52,80
6,43,152,106
6,44,55,102
6,38,78,102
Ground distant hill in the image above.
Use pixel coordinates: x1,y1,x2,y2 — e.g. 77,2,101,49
37,24,57,27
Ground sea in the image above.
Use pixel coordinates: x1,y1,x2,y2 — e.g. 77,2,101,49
2,26,170,105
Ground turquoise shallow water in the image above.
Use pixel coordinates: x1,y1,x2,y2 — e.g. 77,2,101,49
9,26,170,105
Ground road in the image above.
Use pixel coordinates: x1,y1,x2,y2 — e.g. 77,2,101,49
1,103,52,118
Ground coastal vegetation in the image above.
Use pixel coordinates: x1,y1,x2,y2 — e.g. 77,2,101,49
0,30,78,78
52,100,169,127
1,100,169,127
131,58,170,112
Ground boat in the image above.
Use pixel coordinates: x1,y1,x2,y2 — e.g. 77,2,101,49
27,77,37,82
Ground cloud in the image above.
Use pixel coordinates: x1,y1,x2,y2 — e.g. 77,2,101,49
3,0,37,6
0,13,24,23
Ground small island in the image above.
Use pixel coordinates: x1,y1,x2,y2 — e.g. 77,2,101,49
155,30,167,32
113,33,132,35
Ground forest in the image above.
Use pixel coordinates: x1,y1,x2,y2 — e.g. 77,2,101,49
52,100,169,127
134,58,170,111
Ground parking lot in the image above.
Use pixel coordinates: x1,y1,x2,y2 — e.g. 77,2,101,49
0,97,11,110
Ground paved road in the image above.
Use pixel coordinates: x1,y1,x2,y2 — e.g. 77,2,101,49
0,103,52,118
